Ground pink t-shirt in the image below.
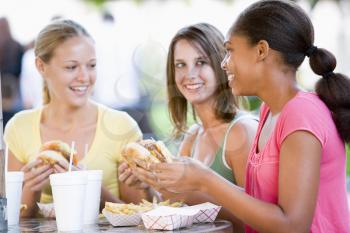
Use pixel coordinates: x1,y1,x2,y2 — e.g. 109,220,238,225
245,92,350,233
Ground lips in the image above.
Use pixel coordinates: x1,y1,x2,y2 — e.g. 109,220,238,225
69,85,89,95
227,74,235,88
184,83,204,90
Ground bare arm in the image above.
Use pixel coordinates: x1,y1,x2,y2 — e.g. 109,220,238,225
117,161,153,204
164,122,248,232
137,131,321,233
225,119,258,187
8,151,53,217
203,131,321,233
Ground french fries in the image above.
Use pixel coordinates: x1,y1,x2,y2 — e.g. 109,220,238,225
104,202,152,215
104,199,183,215
157,199,183,208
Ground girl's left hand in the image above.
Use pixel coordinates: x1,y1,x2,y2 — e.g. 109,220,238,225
133,157,209,193
53,160,81,173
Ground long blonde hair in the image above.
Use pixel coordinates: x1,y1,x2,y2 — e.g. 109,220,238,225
34,19,92,104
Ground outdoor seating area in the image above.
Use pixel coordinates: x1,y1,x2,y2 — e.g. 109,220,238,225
1,0,349,232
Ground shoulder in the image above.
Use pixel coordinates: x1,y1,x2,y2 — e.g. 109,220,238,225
230,111,258,136
228,119,257,150
184,124,201,140
277,92,333,146
225,112,258,154
181,124,201,146
279,92,332,127
97,103,142,139
5,108,41,131
178,124,201,157
284,92,329,115
98,104,138,125
4,108,41,148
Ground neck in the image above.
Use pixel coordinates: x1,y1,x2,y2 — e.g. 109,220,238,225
194,101,225,129
258,70,300,115
42,100,97,130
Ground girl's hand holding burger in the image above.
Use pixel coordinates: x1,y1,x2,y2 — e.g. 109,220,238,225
118,162,149,190
53,160,80,173
37,140,80,173
21,160,54,192
119,139,175,192
134,157,210,194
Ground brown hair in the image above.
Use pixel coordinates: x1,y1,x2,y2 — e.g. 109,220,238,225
167,23,238,137
230,0,350,143
34,19,92,104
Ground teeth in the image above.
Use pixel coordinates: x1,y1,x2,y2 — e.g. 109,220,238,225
70,86,88,92
185,84,203,90
228,74,235,81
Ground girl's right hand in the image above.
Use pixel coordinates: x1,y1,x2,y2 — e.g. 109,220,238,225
21,160,54,192
118,162,149,190
134,157,209,194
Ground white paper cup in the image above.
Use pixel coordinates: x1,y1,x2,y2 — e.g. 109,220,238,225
6,171,24,225
50,171,87,232
82,170,103,225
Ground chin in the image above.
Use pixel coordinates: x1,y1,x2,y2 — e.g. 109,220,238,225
69,98,90,108
231,87,242,96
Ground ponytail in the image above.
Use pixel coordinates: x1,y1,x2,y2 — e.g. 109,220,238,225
307,46,350,143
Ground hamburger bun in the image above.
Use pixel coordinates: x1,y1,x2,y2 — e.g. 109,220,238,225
37,140,78,166
121,140,173,169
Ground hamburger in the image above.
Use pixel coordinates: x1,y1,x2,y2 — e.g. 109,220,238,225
121,139,173,169
37,140,78,166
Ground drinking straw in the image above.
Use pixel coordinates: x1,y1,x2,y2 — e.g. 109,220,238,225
68,141,76,172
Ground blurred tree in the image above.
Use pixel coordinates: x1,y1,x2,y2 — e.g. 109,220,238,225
308,0,341,9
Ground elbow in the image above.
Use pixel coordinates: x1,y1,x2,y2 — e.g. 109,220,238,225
279,220,311,233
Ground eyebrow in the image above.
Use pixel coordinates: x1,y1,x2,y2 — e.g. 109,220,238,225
63,60,78,63
64,58,96,63
175,56,208,62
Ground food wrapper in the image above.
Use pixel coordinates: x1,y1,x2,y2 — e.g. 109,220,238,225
37,203,55,218
141,206,199,230
184,202,221,223
102,208,142,226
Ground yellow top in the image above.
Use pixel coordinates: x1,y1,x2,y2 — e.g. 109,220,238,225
4,103,142,203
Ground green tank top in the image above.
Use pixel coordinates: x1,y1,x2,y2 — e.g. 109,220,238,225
191,112,256,184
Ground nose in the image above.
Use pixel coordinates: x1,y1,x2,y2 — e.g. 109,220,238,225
77,66,89,82
221,56,227,71
187,65,199,79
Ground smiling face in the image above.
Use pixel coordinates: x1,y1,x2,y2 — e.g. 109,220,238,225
221,34,261,96
174,39,218,106
37,36,96,108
